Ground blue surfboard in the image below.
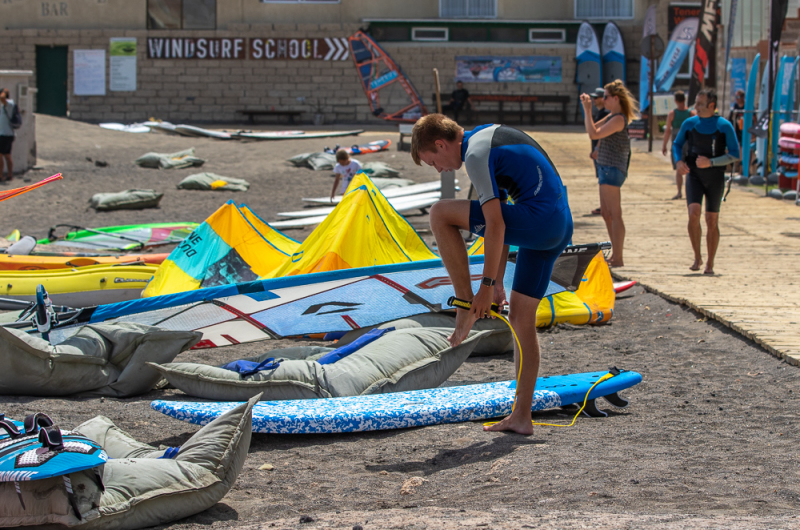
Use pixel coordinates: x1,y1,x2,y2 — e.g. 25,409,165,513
576,22,602,117
601,22,626,85
152,369,643,434
0,430,107,481
770,57,792,174
741,54,760,178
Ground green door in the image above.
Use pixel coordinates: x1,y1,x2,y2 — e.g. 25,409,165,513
35,46,68,117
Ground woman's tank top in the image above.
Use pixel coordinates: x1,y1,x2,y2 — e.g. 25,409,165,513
597,114,630,176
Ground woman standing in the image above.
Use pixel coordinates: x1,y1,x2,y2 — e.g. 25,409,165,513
580,80,638,268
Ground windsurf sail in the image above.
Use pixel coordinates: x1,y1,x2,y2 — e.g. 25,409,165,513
32,243,605,350
0,173,62,203
39,222,198,251
264,173,437,278
143,201,299,298
653,17,699,94
348,30,427,122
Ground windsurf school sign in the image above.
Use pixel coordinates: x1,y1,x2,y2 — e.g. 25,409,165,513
146,37,350,61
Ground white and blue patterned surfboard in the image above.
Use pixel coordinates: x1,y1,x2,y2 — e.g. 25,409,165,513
152,370,642,434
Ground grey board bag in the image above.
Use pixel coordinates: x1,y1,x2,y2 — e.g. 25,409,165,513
135,147,205,169
151,327,490,401
177,172,250,192
0,396,258,529
0,323,201,397
336,313,514,356
89,189,163,211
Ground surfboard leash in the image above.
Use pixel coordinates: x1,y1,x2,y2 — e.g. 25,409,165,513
448,297,617,429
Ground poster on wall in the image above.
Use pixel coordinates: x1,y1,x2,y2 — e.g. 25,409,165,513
73,49,106,96
455,56,562,83
110,38,137,92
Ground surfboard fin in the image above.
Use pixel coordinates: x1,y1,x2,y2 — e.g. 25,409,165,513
603,392,630,409
580,399,608,418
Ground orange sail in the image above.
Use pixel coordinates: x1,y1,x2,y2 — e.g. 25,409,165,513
0,173,63,203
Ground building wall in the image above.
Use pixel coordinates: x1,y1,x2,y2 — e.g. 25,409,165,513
0,0,146,30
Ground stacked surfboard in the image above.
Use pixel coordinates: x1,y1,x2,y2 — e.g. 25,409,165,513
777,122,800,201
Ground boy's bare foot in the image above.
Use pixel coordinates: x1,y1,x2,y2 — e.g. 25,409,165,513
689,259,703,271
671,193,682,200
447,308,478,348
703,268,714,275
483,414,534,435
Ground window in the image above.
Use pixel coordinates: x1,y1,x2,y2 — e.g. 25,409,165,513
440,0,497,18
412,28,449,41
489,27,527,42
528,29,566,43
147,0,216,29
575,0,634,19
721,0,767,48
450,26,489,41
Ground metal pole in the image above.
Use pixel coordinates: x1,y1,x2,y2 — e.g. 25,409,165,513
433,68,456,199
648,35,655,153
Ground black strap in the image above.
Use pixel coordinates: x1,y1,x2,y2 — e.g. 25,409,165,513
0,418,22,439
38,426,64,452
23,413,54,436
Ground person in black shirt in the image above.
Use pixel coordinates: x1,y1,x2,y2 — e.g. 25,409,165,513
444,81,473,121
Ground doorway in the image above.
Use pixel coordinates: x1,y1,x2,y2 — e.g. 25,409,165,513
35,46,68,116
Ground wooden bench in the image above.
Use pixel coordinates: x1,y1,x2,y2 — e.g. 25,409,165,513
434,94,569,125
237,109,302,125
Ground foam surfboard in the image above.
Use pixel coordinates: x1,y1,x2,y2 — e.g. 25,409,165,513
304,180,448,205
601,22,625,85
576,22,602,113
324,139,391,155
235,129,365,141
152,369,643,434
741,54,760,178
278,191,442,218
271,195,438,228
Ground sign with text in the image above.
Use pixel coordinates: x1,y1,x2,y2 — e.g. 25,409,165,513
455,56,562,83
147,38,247,59
74,49,106,96
249,38,349,60
110,37,137,92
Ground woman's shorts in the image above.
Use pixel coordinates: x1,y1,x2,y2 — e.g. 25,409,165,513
0,136,13,155
469,199,573,300
597,164,627,187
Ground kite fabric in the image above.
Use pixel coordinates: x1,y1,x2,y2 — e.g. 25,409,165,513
143,200,299,297
0,173,63,203
263,172,437,278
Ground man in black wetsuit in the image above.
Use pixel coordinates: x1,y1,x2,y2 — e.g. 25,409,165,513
673,89,740,275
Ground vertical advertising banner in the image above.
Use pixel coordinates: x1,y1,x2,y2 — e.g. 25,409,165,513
109,38,137,92
74,49,106,96
639,4,658,112
729,57,747,107
688,0,720,104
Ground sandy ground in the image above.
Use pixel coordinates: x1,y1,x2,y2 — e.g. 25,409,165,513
2,116,800,529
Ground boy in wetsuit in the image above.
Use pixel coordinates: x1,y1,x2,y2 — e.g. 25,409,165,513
411,114,573,435
673,89,740,275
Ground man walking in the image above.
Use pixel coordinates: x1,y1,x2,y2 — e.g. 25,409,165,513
411,114,572,434
673,89,740,275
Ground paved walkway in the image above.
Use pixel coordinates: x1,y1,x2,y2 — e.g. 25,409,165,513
529,127,800,365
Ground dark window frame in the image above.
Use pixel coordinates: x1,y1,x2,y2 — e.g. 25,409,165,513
147,0,217,30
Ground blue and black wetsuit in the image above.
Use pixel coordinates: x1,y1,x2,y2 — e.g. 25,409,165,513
462,124,573,299
673,115,740,213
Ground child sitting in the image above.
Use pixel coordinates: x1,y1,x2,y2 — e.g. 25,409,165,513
330,149,362,202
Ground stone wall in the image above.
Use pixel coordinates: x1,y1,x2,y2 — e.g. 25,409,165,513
0,23,645,125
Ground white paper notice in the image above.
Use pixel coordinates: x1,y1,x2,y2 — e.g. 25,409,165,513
74,49,106,96
110,38,137,92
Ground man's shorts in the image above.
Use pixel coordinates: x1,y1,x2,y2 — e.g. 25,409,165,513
596,164,627,187
0,136,13,155
469,199,573,300
686,172,725,213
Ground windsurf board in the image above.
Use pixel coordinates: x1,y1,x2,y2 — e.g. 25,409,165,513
324,139,391,155
152,369,643,434
741,54,760,178
757,62,770,176
601,22,626,85
613,280,637,294
279,191,442,218
173,125,236,139
576,22,602,108
304,180,448,205
271,195,438,228
235,129,365,141
99,123,151,134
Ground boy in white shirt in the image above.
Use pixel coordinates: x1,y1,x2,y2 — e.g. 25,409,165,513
330,149,362,201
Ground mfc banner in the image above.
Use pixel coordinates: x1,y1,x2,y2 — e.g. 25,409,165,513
688,0,720,104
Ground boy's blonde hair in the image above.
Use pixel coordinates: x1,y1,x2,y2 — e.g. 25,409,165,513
410,113,462,165
335,149,350,162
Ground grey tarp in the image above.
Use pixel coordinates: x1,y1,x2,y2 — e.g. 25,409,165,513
89,189,164,211
177,172,250,192
135,147,205,169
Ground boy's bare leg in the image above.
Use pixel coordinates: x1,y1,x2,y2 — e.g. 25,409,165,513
3,154,11,180
484,290,541,435
688,203,703,271
672,170,683,199
429,199,479,345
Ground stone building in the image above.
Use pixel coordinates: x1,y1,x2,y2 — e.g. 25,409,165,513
0,0,792,124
